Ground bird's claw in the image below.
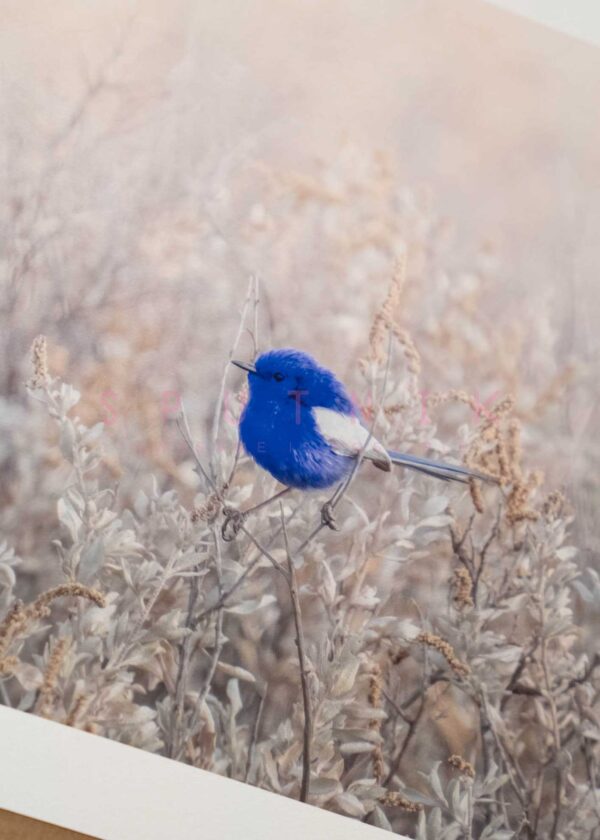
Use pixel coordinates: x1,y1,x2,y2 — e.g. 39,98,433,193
221,506,246,541
321,501,339,531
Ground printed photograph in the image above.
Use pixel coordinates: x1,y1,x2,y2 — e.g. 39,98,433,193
1,2,599,837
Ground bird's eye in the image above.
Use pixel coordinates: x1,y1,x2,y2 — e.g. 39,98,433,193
273,372,285,382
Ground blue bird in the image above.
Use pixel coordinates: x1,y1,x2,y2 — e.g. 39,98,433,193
225,348,491,538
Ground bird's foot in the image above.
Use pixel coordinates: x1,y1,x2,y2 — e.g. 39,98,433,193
321,501,339,531
221,506,247,541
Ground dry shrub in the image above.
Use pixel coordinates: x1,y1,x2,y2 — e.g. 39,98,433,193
0,114,597,838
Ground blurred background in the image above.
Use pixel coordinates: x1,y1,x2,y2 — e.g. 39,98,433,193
1,0,599,569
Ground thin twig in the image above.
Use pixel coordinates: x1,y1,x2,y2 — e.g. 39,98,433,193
281,504,312,803
245,688,267,784
383,650,432,788
210,275,258,481
539,567,564,840
187,527,225,751
224,437,243,495
480,689,528,811
169,553,202,759
194,555,262,624
176,408,219,496
239,524,290,583
384,694,427,786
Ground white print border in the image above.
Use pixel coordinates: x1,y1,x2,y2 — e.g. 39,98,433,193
0,706,399,840
487,0,600,47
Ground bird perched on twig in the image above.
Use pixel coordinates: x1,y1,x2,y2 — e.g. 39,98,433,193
223,348,492,539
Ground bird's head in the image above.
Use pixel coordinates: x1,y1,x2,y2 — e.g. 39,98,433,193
232,348,356,413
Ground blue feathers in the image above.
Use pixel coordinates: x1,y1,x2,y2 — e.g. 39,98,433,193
238,349,356,489
251,349,357,414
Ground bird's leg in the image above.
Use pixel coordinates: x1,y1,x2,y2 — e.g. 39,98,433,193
221,507,246,541
320,501,339,530
221,486,292,541
320,481,345,531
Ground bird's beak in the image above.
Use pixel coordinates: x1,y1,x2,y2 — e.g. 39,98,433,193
231,359,256,374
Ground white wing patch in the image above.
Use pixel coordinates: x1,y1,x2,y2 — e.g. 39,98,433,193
313,407,391,471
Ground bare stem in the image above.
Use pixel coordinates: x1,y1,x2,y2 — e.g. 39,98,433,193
539,567,564,839
187,527,225,754
176,408,219,497
281,505,313,803
169,555,202,760
244,688,267,784
210,274,258,480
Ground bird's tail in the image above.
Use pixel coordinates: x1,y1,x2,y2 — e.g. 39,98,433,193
387,450,494,484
